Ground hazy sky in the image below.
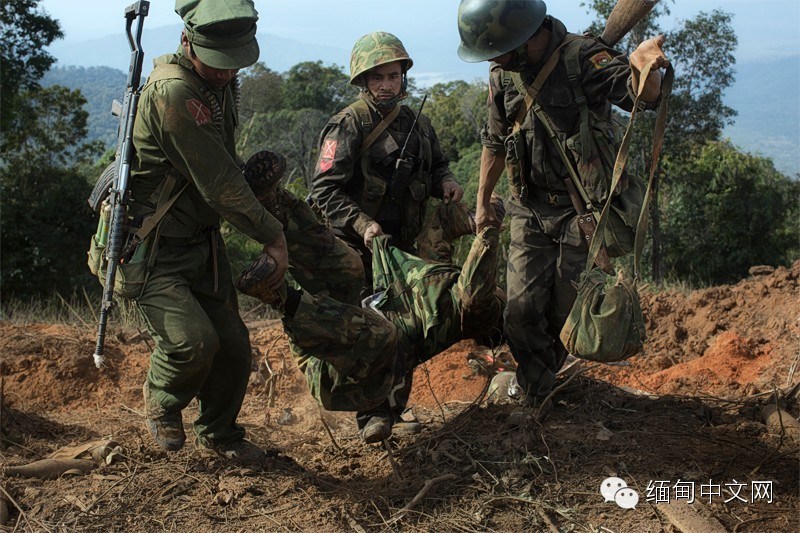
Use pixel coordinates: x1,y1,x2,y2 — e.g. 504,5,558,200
39,0,800,63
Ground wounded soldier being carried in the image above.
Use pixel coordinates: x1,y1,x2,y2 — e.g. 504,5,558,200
237,150,506,443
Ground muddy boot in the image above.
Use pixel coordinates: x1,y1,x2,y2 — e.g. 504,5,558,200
360,415,392,444
392,409,422,437
242,150,290,227
143,381,186,451
235,253,285,309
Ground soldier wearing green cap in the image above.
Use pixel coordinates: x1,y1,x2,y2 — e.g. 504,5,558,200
309,31,470,440
123,0,363,463
456,0,668,408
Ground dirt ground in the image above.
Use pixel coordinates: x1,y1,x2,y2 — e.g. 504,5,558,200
1,261,798,532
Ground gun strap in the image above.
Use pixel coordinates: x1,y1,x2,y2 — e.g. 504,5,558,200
351,99,401,161
510,35,581,133
131,169,189,247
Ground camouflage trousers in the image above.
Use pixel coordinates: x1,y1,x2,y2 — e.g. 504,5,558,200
285,227,502,414
280,189,364,306
504,196,587,401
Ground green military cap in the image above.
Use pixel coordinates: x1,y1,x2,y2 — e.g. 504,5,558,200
175,0,259,69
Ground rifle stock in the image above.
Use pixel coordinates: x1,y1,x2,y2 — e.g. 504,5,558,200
600,0,659,47
92,1,150,368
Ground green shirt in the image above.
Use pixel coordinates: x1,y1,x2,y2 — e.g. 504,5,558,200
130,53,282,243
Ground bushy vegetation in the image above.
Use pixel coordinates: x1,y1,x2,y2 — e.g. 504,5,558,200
2,0,798,316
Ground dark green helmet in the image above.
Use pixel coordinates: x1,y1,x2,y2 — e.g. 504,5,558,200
457,0,547,63
349,31,414,85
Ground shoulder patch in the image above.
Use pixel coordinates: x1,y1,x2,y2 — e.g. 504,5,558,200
186,98,212,126
589,51,613,70
318,139,337,173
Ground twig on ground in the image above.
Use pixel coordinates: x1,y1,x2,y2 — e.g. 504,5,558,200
382,439,403,482
537,508,560,533
0,482,29,528
535,363,599,420
317,406,342,452
389,473,457,523
56,292,91,329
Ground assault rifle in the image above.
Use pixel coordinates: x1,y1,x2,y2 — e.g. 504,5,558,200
90,1,150,368
388,94,427,201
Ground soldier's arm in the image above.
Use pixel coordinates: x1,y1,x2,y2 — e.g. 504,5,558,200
309,112,376,241
476,70,510,232
579,37,662,111
143,79,283,244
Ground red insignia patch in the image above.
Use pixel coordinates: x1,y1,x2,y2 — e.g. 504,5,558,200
186,98,212,126
590,51,613,70
318,139,337,172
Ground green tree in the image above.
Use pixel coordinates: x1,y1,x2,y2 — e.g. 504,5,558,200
0,0,63,133
1,86,103,299
661,141,799,285
282,61,356,115
425,80,488,162
237,62,284,130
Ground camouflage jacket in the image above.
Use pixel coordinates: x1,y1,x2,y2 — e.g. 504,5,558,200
310,96,456,250
481,16,643,196
129,52,282,243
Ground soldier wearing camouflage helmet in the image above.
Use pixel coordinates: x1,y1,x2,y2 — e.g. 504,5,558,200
310,31,469,441
118,0,362,464
456,0,668,409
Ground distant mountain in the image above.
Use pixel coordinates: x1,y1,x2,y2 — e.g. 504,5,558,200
722,54,799,177
44,24,486,85
42,66,125,148
43,28,798,176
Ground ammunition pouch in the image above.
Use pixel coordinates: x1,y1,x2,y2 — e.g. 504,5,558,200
504,129,528,202
87,217,153,300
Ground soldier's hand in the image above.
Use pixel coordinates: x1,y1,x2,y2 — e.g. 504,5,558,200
261,233,289,290
363,222,385,250
442,179,464,204
474,201,498,233
630,34,669,72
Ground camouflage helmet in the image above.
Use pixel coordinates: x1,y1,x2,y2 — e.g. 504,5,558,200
457,0,547,63
349,31,414,85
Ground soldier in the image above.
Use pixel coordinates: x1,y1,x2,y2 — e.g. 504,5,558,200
310,31,472,438
122,0,361,463
236,217,505,444
456,0,668,406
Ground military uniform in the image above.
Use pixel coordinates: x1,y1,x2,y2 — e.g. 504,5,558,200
479,16,646,400
311,97,461,260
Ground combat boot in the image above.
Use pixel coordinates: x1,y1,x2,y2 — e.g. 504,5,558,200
392,409,422,437
142,380,186,451
235,252,284,309
360,415,392,444
242,149,291,227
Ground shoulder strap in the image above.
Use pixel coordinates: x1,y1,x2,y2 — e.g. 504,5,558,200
131,170,188,245
563,38,591,162
350,99,401,161
509,34,582,132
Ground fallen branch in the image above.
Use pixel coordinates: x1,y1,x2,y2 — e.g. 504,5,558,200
382,439,403,483
389,473,457,523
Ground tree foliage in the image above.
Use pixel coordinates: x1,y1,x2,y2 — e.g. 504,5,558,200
424,80,488,162
282,61,356,115
661,141,799,285
0,0,63,133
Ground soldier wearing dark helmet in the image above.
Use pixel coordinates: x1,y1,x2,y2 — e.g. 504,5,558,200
310,31,471,441
456,0,668,407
